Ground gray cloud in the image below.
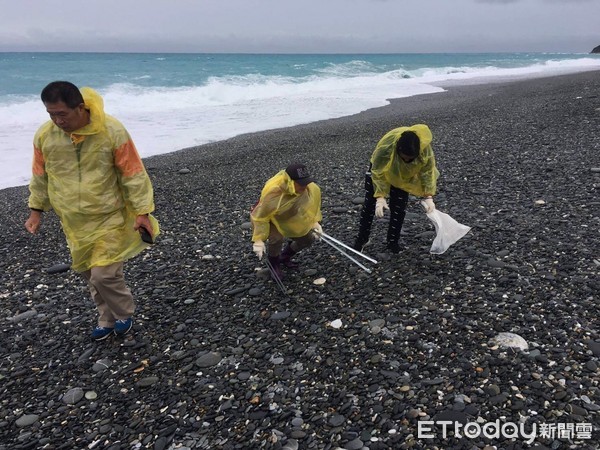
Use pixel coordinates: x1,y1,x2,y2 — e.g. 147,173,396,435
0,0,598,53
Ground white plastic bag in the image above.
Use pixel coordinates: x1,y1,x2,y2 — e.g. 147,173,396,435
425,210,471,254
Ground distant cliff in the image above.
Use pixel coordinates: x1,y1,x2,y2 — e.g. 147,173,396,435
592,45,600,53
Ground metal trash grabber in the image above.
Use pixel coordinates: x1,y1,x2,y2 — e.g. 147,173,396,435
314,230,378,273
264,255,288,297
317,231,378,263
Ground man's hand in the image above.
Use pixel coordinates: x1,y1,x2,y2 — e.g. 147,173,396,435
134,215,154,235
421,198,436,214
375,197,389,218
253,240,266,260
25,210,42,234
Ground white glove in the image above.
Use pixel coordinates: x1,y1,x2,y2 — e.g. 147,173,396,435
375,197,389,218
312,222,323,239
253,240,266,260
421,198,435,214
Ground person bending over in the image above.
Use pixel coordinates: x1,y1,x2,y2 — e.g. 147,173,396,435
353,124,439,254
251,163,322,279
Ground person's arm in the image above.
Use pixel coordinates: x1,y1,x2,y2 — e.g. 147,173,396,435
250,190,280,242
113,128,156,233
369,135,395,198
419,145,439,197
26,142,51,233
310,184,323,236
419,145,439,213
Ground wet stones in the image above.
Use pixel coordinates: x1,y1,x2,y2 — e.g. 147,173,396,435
61,387,84,405
1,72,600,450
195,352,222,368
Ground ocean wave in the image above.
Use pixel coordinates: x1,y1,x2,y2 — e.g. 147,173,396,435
1,53,599,189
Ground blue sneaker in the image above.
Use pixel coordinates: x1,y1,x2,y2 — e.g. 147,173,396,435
91,326,114,341
114,318,133,336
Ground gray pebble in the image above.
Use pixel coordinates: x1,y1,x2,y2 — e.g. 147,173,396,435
329,414,345,427
15,414,39,428
345,438,364,450
45,263,71,274
62,387,84,405
137,376,159,387
196,352,222,368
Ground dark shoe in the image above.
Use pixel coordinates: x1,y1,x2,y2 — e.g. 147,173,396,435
114,318,133,336
91,326,114,341
386,242,401,254
280,244,298,269
267,256,284,280
353,238,370,252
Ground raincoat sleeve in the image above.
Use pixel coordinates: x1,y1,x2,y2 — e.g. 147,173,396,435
250,188,282,242
111,121,155,215
312,185,323,223
28,127,52,211
369,131,397,198
419,145,439,196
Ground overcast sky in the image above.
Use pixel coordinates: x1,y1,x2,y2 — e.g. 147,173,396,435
0,0,598,53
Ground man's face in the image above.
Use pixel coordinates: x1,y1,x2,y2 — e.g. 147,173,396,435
294,181,309,193
44,101,88,133
399,153,416,164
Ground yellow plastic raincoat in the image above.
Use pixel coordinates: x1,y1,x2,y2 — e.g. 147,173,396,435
370,124,439,198
251,170,322,242
28,87,159,272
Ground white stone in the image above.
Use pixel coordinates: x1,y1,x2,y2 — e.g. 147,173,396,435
490,332,529,351
329,319,342,329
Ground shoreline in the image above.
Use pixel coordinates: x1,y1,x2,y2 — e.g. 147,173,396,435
148,68,600,171
1,70,599,449
2,68,600,193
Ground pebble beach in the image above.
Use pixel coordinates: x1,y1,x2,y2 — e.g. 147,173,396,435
1,71,599,449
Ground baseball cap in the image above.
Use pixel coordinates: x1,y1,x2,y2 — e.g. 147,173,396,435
285,163,314,186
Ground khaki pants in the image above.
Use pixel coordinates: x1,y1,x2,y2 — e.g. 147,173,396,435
81,262,134,328
267,225,316,257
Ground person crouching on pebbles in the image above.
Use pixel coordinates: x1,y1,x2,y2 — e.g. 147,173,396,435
251,163,323,279
353,124,439,254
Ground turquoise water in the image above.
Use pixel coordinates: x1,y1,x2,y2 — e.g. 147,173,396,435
1,52,599,188
1,52,599,96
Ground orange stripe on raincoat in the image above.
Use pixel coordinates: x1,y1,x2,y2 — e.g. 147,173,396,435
32,145,45,176
115,140,145,177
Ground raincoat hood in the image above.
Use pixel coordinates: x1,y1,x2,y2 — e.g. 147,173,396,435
70,87,106,137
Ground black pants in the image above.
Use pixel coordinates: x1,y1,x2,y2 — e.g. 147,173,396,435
355,164,409,246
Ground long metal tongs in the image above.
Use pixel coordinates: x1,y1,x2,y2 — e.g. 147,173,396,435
265,254,288,296
313,230,378,273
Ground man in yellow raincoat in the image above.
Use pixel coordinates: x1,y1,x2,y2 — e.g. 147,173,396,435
251,163,322,280
24,81,159,341
353,124,439,254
